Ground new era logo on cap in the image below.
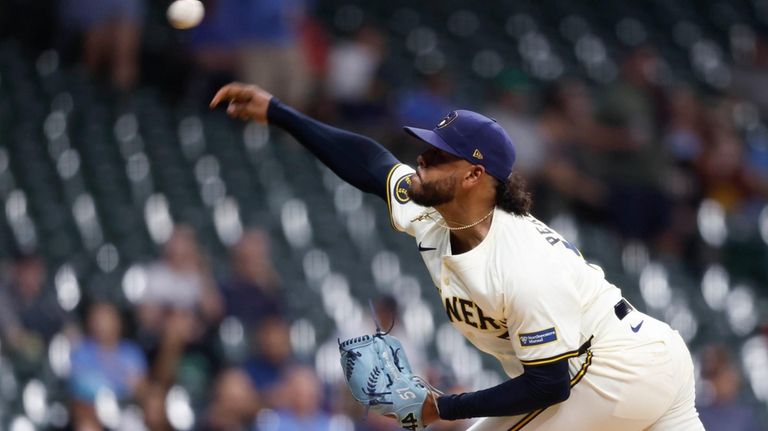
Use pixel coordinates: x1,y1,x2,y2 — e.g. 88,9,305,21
403,110,516,182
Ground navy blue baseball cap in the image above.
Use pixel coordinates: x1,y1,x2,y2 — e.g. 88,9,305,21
403,110,516,182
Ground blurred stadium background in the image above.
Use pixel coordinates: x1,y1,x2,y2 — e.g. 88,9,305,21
1,0,768,430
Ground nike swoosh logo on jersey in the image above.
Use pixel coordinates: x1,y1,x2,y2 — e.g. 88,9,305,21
631,320,644,333
418,242,436,252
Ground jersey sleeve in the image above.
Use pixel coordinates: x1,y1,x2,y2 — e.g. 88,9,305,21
504,268,583,366
385,164,429,236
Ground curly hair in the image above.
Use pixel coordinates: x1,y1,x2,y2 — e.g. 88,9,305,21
495,172,532,216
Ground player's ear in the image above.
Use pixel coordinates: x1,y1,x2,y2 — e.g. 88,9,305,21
463,164,485,187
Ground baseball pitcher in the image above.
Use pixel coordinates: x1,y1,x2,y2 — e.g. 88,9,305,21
210,83,704,431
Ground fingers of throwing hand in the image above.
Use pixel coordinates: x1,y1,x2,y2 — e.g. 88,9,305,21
225,102,249,119
210,83,253,108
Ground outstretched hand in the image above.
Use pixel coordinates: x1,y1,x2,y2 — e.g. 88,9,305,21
209,82,274,123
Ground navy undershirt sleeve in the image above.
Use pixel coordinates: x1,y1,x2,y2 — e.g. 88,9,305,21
267,98,401,201
437,359,571,420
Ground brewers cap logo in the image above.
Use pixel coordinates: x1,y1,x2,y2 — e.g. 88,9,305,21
394,174,412,204
436,111,458,129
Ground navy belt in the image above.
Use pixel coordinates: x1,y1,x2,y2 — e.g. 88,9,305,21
577,335,593,355
577,299,632,358
614,298,634,320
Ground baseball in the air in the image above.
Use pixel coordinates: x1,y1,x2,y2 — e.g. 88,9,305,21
167,0,205,30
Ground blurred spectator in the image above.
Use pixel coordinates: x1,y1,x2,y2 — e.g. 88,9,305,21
697,126,763,214
599,46,665,148
653,86,707,256
137,225,222,388
731,37,768,114
189,0,313,108
245,315,296,403
140,225,221,316
235,0,313,108
536,79,610,220
326,25,386,104
485,69,547,177
69,302,147,430
590,47,673,239
662,87,706,165
743,116,768,186
325,25,392,125
201,368,260,431
298,14,330,81
271,365,332,431
142,383,171,431
697,344,760,431
58,0,144,90
220,229,283,330
396,72,455,129
0,253,70,375
355,416,402,431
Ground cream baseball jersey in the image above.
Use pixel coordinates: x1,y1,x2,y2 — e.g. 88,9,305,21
257,98,703,430
386,163,622,377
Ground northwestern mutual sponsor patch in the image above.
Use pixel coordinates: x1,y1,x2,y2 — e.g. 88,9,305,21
518,327,558,347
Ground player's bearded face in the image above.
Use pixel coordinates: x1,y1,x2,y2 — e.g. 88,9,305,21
410,173,456,206
410,148,461,206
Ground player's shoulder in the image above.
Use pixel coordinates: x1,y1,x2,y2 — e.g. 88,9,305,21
490,211,570,280
492,211,552,248
496,212,568,244
387,164,416,204
385,164,427,234
485,211,541,273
